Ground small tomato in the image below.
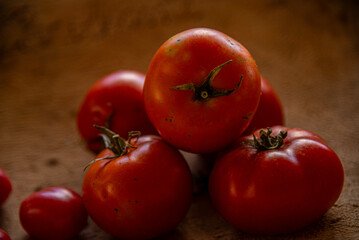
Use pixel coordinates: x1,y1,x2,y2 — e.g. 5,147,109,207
19,186,88,240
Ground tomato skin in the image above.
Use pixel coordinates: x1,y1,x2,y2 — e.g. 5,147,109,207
209,126,344,235
144,28,261,154
83,135,193,240
242,76,284,135
0,229,11,240
19,187,88,240
0,169,12,206
77,70,157,153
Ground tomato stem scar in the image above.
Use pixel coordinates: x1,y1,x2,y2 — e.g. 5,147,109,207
170,59,242,101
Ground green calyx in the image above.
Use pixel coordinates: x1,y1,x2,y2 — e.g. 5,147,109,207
244,127,287,151
170,59,242,101
94,125,140,157
84,126,140,171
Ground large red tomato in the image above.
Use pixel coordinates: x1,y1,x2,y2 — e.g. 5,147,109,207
82,126,193,239
242,76,284,135
144,28,261,154
209,126,344,235
0,168,12,206
19,186,88,240
77,70,157,153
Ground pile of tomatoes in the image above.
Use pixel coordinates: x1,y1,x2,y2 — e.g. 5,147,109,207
0,28,344,240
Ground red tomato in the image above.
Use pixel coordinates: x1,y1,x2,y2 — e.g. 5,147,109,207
83,127,192,240
242,76,284,135
77,70,157,153
0,229,11,240
0,168,12,206
19,186,88,240
209,126,344,235
144,28,261,154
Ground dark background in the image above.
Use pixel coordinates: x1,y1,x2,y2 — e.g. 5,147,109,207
0,0,358,239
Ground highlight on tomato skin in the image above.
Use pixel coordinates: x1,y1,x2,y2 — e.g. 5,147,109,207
76,70,158,153
0,168,12,206
82,127,193,240
143,27,261,154
19,186,88,240
242,76,284,136
209,126,344,235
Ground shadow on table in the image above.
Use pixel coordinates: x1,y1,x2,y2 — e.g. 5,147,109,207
234,208,345,239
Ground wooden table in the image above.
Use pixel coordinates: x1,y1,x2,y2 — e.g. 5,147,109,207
1,0,358,239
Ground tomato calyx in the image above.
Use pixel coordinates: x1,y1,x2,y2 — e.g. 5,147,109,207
84,126,140,171
244,127,287,151
170,59,242,101
95,125,140,156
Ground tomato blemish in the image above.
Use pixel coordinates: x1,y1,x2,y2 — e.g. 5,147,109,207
238,58,247,63
228,39,235,46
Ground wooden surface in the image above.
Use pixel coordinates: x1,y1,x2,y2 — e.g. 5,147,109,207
1,0,358,239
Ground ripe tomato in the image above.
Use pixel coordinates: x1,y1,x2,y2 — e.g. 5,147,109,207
82,126,193,239
0,229,11,240
77,70,157,153
0,168,12,206
19,186,88,240
242,76,284,135
144,28,261,154
209,126,344,235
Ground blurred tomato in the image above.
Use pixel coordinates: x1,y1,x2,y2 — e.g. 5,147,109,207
0,229,11,240
0,168,11,206
77,70,157,153
242,76,284,135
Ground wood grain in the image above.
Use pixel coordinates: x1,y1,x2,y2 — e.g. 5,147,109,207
0,0,358,239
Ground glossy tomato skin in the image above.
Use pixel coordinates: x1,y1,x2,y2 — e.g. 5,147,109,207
19,186,88,240
0,169,12,206
83,135,193,240
144,28,261,154
209,126,344,235
0,229,11,240
77,70,157,153
242,76,284,135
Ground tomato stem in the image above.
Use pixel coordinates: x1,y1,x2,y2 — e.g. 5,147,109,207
170,59,242,101
244,127,287,151
83,126,140,171
94,125,140,156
